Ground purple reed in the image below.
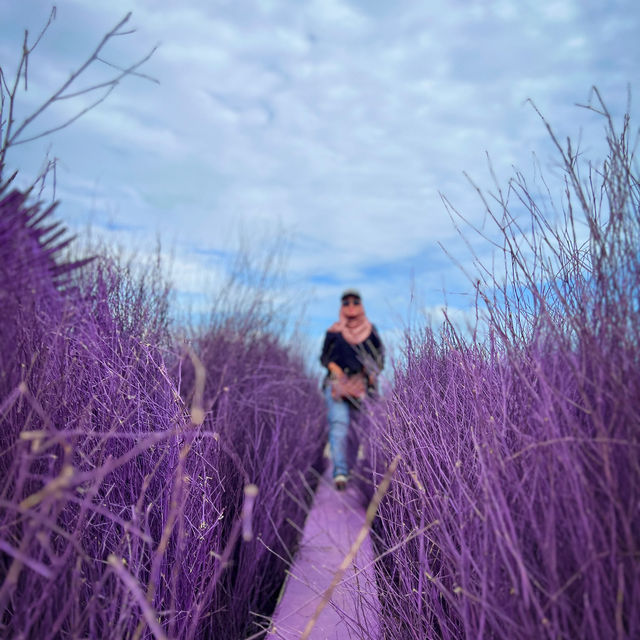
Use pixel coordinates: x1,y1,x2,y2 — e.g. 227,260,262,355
174,316,326,639
0,180,326,639
364,92,640,639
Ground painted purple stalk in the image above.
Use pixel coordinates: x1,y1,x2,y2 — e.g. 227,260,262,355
107,554,167,640
0,180,326,638
242,484,259,542
364,93,640,639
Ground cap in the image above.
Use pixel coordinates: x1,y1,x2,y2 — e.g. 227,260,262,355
341,288,361,301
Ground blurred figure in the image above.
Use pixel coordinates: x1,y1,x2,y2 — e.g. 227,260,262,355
320,289,384,491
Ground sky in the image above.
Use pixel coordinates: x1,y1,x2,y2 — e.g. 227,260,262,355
1,0,638,368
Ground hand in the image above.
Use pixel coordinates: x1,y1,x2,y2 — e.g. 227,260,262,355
327,362,343,379
332,374,366,400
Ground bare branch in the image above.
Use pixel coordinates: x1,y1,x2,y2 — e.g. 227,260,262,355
0,10,157,180
95,54,160,85
35,149,58,201
27,6,57,54
21,6,57,92
7,13,133,143
11,85,116,147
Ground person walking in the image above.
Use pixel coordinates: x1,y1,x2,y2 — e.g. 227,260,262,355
320,289,384,491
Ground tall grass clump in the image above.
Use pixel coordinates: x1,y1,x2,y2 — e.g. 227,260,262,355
366,91,640,639
0,180,326,638
175,318,326,638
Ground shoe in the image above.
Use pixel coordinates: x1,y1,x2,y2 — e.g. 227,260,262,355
334,474,348,491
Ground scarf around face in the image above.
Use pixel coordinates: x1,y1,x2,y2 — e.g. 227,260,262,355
328,300,373,346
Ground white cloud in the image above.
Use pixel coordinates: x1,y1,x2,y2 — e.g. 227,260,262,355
2,0,639,341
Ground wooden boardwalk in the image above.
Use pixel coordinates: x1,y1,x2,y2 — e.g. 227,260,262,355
266,469,380,640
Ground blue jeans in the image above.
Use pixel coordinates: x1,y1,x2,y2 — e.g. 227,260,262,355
324,385,353,477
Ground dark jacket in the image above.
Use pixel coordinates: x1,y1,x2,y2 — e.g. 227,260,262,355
320,325,384,392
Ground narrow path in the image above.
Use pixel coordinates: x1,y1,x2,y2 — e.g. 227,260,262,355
267,470,379,639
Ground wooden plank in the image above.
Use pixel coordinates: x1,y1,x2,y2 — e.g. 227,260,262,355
266,470,380,639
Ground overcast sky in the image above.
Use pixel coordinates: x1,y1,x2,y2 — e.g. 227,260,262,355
1,0,638,364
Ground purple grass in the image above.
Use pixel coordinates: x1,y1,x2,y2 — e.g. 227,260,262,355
3,88,638,639
0,180,326,638
364,92,640,639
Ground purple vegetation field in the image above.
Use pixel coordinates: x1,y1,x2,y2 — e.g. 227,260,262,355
0,184,326,638
361,99,640,639
1,95,639,640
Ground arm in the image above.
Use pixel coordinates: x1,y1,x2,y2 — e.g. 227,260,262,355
321,332,347,378
363,326,384,389
320,331,335,368
327,361,344,378
370,325,385,371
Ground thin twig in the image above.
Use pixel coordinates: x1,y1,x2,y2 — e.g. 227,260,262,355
299,454,401,640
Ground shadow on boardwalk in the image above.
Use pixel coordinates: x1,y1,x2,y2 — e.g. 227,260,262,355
266,469,379,639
